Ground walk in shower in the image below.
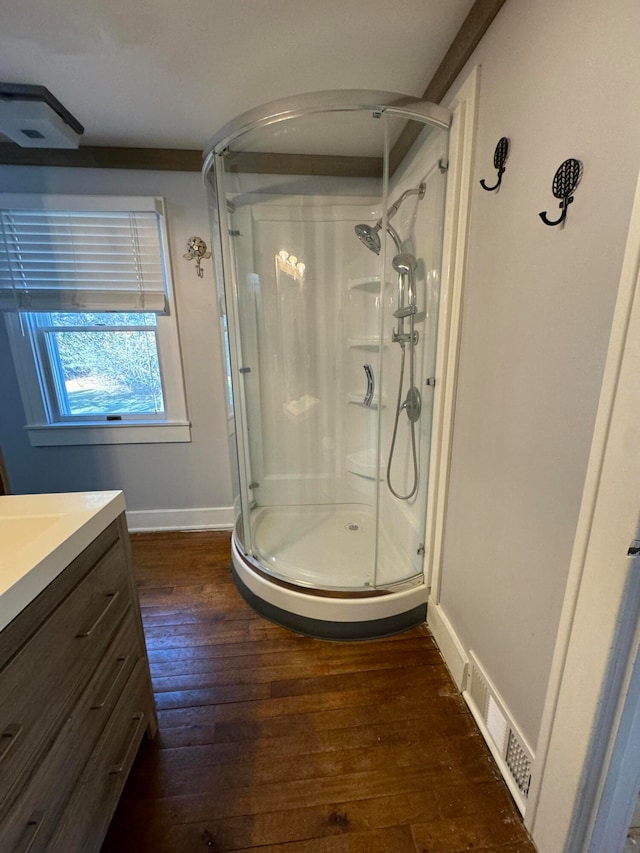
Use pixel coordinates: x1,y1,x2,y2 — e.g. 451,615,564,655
204,91,450,638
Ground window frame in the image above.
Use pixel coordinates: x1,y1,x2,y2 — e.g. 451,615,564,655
32,312,167,422
3,195,190,447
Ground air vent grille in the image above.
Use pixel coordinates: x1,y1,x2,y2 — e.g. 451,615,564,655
465,651,534,813
468,658,488,715
506,731,532,796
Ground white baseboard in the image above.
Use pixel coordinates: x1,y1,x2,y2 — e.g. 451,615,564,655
427,598,469,689
125,506,235,532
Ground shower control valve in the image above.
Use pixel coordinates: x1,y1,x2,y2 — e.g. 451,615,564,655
402,387,422,423
392,329,419,346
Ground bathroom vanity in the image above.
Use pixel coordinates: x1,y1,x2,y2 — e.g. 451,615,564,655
0,491,156,852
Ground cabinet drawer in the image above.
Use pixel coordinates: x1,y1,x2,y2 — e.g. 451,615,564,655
50,661,151,853
0,537,131,811
0,612,140,853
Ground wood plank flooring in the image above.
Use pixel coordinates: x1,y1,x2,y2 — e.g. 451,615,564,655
101,531,537,853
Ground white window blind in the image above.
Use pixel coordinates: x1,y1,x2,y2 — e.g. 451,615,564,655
0,195,170,314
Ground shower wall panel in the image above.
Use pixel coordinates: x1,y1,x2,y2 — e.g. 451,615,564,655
230,192,384,510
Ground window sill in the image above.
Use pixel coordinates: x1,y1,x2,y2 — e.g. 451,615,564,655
25,420,192,447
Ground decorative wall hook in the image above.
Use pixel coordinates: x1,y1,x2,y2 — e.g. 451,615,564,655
480,137,510,191
539,158,583,227
183,236,211,277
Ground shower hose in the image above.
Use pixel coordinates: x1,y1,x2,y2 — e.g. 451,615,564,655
386,317,419,501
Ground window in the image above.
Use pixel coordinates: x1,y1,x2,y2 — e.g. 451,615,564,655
29,312,164,419
0,195,189,446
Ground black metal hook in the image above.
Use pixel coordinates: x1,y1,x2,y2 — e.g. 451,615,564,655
539,196,573,227
539,158,583,227
480,137,510,191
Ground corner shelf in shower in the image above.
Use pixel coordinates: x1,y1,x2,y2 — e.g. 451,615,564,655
347,336,387,350
347,275,386,292
347,391,387,409
346,448,381,479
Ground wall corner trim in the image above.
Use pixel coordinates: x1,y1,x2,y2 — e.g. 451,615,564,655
427,598,469,689
126,506,234,532
424,65,480,599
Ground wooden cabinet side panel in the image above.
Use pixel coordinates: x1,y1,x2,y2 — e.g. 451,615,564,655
116,513,158,738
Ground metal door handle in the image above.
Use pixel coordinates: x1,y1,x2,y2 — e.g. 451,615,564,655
363,364,374,407
109,712,145,775
0,724,22,764
91,655,130,710
16,812,44,853
76,591,119,638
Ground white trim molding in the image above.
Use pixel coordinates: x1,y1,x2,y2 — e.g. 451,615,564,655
587,599,640,853
126,506,235,532
427,598,469,689
424,65,479,599
527,169,640,850
26,421,191,446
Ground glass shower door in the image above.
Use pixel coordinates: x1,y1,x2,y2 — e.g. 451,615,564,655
215,108,390,591
373,115,448,589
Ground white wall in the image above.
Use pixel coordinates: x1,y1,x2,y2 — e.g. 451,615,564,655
438,0,640,749
0,166,233,528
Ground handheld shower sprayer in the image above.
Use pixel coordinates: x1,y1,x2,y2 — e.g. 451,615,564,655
392,254,418,317
388,246,421,501
354,179,427,502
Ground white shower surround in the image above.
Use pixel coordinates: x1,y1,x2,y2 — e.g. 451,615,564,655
205,92,452,636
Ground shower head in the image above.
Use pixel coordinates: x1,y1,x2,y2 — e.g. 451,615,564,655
355,221,404,254
354,223,381,254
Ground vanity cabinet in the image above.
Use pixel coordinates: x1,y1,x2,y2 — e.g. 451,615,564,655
0,512,156,852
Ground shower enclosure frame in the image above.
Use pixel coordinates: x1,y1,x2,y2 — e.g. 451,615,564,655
204,90,453,639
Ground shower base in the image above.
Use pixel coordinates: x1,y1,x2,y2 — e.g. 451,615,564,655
252,503,418,590
231,503,428,640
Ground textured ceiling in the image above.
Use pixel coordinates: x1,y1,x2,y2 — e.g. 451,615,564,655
0,0,474,150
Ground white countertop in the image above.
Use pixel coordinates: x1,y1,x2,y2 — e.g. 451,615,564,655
0,491,126,631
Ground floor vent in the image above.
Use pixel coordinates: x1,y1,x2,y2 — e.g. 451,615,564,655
464,651,534,813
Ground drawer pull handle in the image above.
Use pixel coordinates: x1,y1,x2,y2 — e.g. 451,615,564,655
91,655,130,710
76,591,119,638
16,811,44,853
109,712,145,775
0,723,23,764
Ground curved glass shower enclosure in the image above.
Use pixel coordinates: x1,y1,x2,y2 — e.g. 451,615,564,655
204,91,450,639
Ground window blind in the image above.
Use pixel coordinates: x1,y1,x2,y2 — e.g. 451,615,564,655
0,206,170,313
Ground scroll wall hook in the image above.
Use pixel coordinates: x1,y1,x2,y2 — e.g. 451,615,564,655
183,236,211,278
480,137,510,191
539,158,583,227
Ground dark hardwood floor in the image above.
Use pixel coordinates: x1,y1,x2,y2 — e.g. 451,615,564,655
102,531,537,852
